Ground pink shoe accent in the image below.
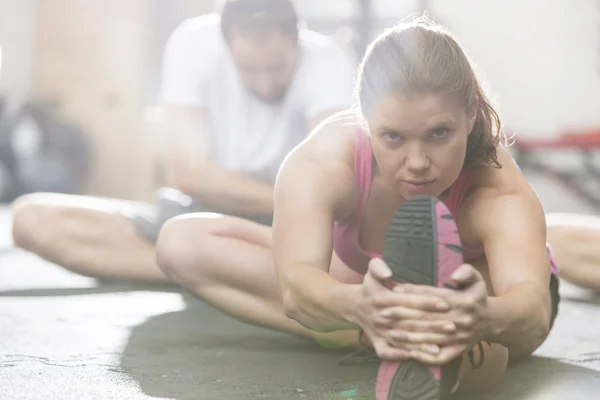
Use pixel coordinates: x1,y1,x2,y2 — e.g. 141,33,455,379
430,366,441,381
375,362,398,400
435,201,463,288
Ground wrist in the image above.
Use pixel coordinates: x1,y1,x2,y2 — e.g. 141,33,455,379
339,283,363,326
482,297,506,341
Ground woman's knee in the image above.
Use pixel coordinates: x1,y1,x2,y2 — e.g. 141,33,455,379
459,343,509,393
484,345,509,387
155,215,219,284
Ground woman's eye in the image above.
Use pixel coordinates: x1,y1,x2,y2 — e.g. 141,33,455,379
383,132,403,143
429,128,450,139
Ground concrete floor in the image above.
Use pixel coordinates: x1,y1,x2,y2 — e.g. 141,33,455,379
2,249,600,400
3,177,600,400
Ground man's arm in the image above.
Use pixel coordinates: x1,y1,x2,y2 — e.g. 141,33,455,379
166,106,340,215
165,105,275,215
160,19,280,215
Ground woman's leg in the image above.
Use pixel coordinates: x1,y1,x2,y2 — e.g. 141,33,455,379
454,342,509,393
546,213,600,290
155,213,360,348
154,213,546,391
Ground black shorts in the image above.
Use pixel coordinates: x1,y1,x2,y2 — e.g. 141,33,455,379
549,273,560,330
128,188,273,243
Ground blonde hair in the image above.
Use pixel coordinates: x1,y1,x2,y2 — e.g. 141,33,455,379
355,15,506,169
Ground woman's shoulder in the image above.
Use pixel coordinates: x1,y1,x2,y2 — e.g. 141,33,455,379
300,109,363,165
460,146,541,223
456,146,539,244
468,146,527,195
276,110,362,219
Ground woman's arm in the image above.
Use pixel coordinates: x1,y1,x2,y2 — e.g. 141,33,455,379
274,115,457,347
272,118,361,332
465,152,552,355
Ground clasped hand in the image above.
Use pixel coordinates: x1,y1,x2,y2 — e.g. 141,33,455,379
355,258,489,365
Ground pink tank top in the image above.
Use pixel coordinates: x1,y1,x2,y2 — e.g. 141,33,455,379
331,129,485,275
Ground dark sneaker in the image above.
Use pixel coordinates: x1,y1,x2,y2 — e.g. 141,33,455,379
376,196,463,400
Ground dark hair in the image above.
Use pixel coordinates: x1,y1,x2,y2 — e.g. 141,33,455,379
356,15,507,169
219,0,299,42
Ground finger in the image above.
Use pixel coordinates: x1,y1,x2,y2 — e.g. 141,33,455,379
411,343,441,355
398,343,441,355
388,330,456,346
409,350,442,365
438,294,483,327
450,264,479,288
414,304,475,327
374,292,447,313
410,343,468,366
379,306,427,321
433,343,469,364
382,336,442,355
395,285,471,314
378,293,450,312
374,313,457,332
417,307,466,322
378,348,412,362
373,340,412,362
453,315,477,330
393,283,455,298
419,309,478,332
368,258,393,282
394,319,457,334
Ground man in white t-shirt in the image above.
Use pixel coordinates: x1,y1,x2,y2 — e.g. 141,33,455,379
147,0,355,232
9,0,355,283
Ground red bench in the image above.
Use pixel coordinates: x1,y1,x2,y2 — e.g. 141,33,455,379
512,128,600,209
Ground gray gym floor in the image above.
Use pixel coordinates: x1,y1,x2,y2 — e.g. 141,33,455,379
1,210,600,399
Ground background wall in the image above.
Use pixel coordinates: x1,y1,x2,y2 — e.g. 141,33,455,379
0,0,598,210
0,0,37,99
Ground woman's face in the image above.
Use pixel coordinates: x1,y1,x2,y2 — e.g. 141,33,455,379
368,93,476,199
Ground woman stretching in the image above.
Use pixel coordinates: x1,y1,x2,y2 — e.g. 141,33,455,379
156,16,558,399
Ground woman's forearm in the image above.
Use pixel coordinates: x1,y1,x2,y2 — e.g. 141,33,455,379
281,264,361,332
485,282,550,355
